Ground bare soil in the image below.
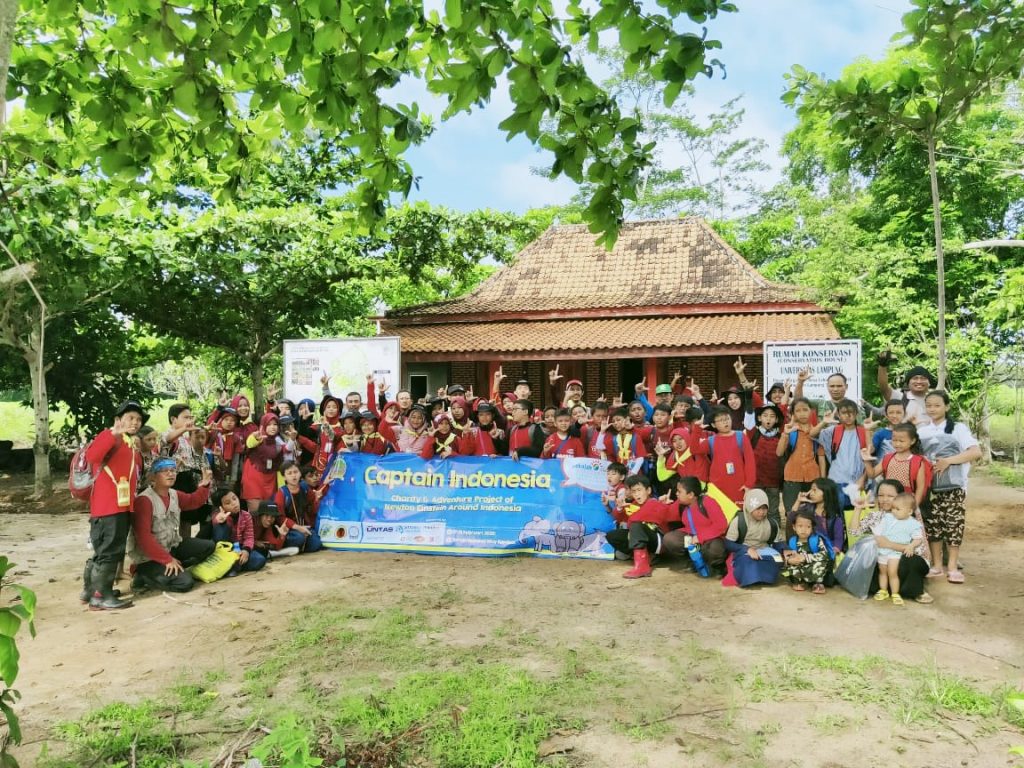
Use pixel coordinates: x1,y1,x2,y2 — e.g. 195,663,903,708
2,470,1023,768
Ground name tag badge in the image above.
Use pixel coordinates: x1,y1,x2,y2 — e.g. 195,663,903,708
725,462,736,476
266,459,273,471
116,476,131,507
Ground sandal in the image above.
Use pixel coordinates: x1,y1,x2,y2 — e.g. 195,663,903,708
791,583,806,591
874,589,889,601
915,592,934,604
926,567,944,579
812,583,826,595
947,570,965,584
892,595,905,606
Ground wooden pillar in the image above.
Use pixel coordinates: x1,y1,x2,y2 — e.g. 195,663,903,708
644,357,659,402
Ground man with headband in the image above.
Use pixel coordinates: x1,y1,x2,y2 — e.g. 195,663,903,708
126,457,216,593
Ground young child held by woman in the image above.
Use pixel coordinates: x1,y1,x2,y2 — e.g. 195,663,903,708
873,492,925,606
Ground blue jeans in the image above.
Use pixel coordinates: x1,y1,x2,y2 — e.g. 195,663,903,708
285,528,322,553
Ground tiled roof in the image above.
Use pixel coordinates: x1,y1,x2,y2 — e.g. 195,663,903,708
389,217,802,318
387,313,838,356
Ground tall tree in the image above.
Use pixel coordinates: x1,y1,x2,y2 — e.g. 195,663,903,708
4,0,737,245
784,0,1024,388
542,47,767,220
0,172,134,494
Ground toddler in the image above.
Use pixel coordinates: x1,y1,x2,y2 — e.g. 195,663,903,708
873,492,924,606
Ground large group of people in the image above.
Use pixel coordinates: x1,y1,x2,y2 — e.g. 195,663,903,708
77,354,981,611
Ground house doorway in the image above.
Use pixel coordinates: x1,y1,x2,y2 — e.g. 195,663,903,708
618,359,644,402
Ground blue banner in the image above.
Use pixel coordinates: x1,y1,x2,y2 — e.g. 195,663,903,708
315,453,636,559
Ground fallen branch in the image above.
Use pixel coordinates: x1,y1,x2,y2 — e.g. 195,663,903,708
928,636,1021,669
162,592,213,608
937,714,979,755
628,704,736,728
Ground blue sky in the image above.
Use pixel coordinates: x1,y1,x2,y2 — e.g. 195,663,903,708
402,0,910,214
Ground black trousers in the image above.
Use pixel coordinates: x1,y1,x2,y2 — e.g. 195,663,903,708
89,513,131,567
869,554,929,599
135,538,215,592
606,522,663,555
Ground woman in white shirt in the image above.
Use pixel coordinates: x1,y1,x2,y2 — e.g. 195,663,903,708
917,391,982,584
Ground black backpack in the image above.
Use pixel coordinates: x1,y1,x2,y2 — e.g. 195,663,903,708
735,513,779,546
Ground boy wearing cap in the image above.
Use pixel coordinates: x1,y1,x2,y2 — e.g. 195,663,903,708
635,381,675,421
128,458,216,593
876,352,934,425
460,403,506,456
547,366,586,409
82,400,148,610
508,399,545,460
745,400,785,526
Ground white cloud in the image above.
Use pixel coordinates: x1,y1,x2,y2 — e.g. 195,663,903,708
494,158,577,210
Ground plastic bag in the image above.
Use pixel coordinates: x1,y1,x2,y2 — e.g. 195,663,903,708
835,535,878,600
189,541,239,583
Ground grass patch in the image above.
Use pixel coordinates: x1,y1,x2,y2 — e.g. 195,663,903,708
986,462,1024,488
743,653,1014,727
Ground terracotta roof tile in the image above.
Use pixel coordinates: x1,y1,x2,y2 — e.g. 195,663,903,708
389,218,801,318
386,313,838,356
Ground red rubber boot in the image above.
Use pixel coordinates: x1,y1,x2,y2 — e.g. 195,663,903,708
623,548,652,579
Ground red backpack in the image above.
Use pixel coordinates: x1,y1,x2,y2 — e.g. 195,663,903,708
880,453,934,496
68,441,98,503
829,425,866,461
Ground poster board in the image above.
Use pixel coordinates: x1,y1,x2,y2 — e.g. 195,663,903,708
283,337,400,404
763,339,862,403
316,454,640,559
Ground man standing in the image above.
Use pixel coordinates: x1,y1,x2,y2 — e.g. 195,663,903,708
794,368,865,421
83,400,148,611
128,458,216,592
876,350,935,425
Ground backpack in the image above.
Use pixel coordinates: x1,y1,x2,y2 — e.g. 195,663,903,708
69,441,98,502
829,425,867,462
920,423,962,492
708,432,744,461
787,533,834,560
735,512,778,546
880,453,934,496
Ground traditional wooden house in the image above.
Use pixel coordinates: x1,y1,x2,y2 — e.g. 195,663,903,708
381,218,838,406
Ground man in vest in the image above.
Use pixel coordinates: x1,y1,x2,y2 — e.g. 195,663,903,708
128,458,216,592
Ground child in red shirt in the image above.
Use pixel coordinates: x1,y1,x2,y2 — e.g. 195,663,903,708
604,475,681,579
541,409,586,458
600,408,650,463
694,407,757,504
421,413,461,459
358,410,397,455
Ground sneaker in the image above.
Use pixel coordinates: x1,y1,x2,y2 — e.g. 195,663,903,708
873,589,889,601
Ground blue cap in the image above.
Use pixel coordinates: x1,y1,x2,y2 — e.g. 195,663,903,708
150,458,177,474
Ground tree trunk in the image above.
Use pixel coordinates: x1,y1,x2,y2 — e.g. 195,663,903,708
926,135,947,390
25,338,50,497
251,357,265,417
0,0,17,135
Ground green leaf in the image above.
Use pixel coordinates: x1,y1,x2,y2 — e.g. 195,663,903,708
0,637,19,687
0,697,21,747
445,0,463,27
0,613,21,638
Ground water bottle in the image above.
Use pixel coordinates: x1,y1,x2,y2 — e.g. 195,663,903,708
232,542,241,553
685,537,709,578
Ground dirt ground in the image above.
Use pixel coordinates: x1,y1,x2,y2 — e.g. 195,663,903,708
1,470,1023,768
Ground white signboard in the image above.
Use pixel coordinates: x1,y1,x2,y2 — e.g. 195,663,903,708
763,339,862,403
283,337,401,405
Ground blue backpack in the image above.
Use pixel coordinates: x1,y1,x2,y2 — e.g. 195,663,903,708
707,431,744,460
787,532,835,560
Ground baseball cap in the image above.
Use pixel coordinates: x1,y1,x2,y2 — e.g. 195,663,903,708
566,379,583,389
655,384,672,395
115,400,149,424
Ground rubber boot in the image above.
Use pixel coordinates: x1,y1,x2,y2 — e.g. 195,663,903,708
623,548,652,579
79,558,94,603
88,562,133,611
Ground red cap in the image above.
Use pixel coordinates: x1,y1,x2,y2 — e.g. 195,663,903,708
566,379,583,388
